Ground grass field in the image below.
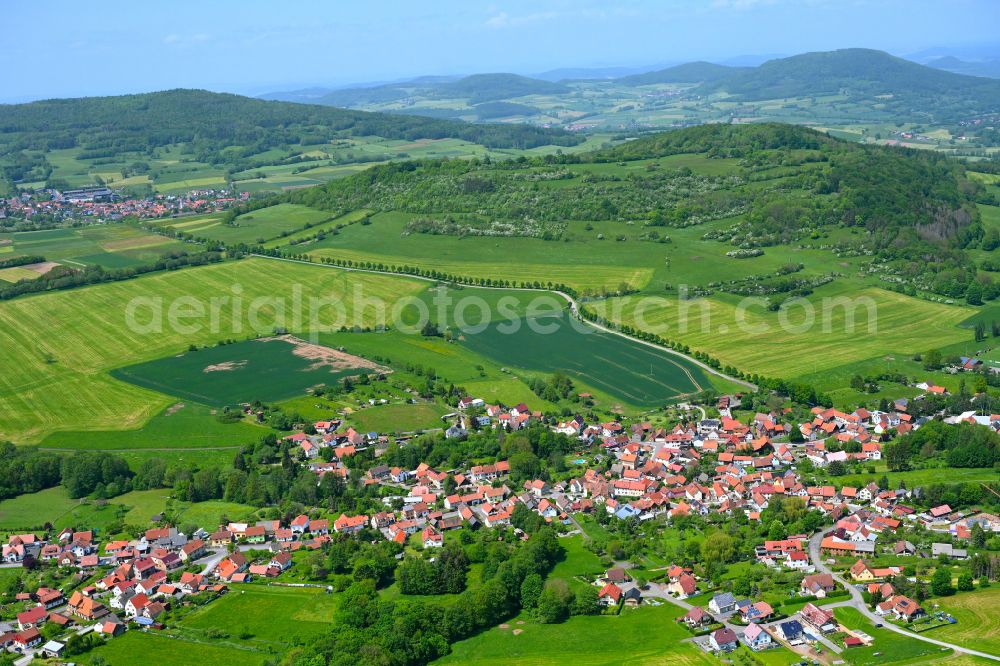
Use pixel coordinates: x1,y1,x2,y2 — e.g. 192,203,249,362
40,402,270,450
0,486,80,530
436,604,715,666
157,203,331,245
113,336,387,406
592,281,974,379
923,588,1000,656
0,224,188,269
176,500,259,528
349,402,450,433
833,607,962,665
179,584,337,646
0,258,425,443
90,630,269,666
834,466,999,490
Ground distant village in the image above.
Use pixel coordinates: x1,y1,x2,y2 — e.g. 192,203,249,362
0,186,248,225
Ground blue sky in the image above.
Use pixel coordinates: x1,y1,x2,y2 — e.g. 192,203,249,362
5,0,1000,102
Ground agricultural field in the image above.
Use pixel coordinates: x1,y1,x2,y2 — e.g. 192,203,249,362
459,310,712,405
153,203,332,245
592,280,974,381
435,603,715,666
0,224,189,270
114,335,390,407
40,402,271,450
0,257,425,443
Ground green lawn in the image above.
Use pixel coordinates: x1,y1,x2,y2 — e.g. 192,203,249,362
436,604,715,665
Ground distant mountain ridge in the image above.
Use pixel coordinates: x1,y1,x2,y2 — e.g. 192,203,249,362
0,89,582,153
927,56,1000,80
616,61,744,86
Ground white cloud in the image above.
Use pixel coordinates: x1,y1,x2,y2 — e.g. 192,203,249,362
485,10,559,29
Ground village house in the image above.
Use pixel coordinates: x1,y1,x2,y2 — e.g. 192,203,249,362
710,627,739,652
743,622,772,650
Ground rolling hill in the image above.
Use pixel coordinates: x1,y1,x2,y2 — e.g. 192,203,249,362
617,61,743,86
697,48,1000,120
928,55,1000,80
287,73,569,109
0,89,580,153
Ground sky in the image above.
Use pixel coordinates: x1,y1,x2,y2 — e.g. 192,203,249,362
5,0,1000,103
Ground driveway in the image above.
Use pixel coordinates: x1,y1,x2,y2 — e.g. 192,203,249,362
808,528,1000,661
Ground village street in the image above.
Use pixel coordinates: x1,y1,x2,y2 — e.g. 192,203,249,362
808,528,1000,661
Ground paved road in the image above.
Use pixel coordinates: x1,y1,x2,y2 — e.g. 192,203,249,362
251,254,757,392
808,528,1000,662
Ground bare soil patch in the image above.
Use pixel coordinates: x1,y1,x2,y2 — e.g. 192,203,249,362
165,402,185,415
203,360,248,373
262,335,390,374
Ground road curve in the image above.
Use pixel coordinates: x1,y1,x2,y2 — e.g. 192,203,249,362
808,528,1000,662
250,254,757,392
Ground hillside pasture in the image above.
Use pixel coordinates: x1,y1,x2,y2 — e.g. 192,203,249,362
0,258,425,443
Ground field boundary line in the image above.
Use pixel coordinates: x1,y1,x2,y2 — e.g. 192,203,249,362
249,254,756,392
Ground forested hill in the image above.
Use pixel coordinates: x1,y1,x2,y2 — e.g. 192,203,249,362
0,89,583,153
288,123,981,264
697,48,1000,120
304,73,569,108
617,61,743,86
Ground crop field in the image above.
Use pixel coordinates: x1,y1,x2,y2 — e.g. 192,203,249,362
436,604,715,666
113,336,389,406
0,224,188,269
158,203,332,245
179,584,337,647
924,588,1000,656
592,281,974,379
40,402,271,450
460,310,710,405
0,258,425,443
